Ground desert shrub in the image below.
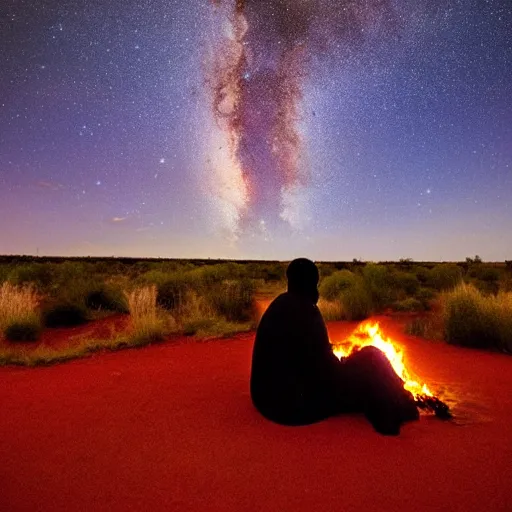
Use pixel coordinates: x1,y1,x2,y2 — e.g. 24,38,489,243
442,284,512,351
415,287,436,310
4,320,43,342
8,263,53,290
473,279,500,296
340,281,373,321
319,270,357,301
318,299,344,321
173,282,255,337
138,270,169,286
392,297,424,312
177,290,215,322
412,266,431,284
90,261,111,274
155,273,201,311
361,264,395,309
201,263,250,283
43,302,89,328
195,264,231,284
125,286,168,343
0,265,11,284
46,276,97,310
467,265,501,296
51,261,92,287
317,264,337,279
0,282,40,332
393,271,420,296
206,279,256,322
85,284,128,313
470,266,501,282
466,255,482,265
260,262,286,282
428,264,463,291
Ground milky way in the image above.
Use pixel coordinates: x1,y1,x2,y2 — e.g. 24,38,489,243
1,1,511,259
207,0,395,235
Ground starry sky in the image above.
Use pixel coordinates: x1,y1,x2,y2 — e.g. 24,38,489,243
1,0,511,261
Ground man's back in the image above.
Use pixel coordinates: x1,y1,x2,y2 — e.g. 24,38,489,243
250,292,341,425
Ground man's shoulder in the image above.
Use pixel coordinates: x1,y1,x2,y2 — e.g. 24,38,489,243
264,292,316,318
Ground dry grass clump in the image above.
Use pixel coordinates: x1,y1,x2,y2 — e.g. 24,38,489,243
0,282,42,341
125,285,171,344
442,283,512,352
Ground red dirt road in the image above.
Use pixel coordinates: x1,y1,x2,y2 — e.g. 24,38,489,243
1,318,511,512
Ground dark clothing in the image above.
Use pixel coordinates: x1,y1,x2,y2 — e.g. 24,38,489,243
250,292,419,431
251,292,341,425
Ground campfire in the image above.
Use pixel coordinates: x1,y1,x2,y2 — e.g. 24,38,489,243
331,321,451,419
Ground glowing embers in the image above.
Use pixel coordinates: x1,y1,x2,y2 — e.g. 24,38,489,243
331,321,433,399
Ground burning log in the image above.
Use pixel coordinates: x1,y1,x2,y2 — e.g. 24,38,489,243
415,394,452,420
332,321,452,420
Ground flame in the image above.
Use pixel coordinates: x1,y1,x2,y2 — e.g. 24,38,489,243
331,321,433,399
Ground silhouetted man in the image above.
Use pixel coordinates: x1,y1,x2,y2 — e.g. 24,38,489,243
250,258,419,435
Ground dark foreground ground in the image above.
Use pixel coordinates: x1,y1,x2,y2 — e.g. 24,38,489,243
1,318,511,512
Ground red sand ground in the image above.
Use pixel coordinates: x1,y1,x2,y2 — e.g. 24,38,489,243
1,317,511,512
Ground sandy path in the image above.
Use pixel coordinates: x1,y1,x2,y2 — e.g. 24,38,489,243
1,320,511,512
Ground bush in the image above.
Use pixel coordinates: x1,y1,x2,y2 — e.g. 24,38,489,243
85,285,128,313
428,264,463,291
207,279,256,322
52,261,88,284
196,263,249,284
392,297,424,312
473,279,500,296
0,265,11,284
319,270,357,301
340,281,373,321
260,263,286,282
415,287,436,310
317,264,337,279
4,319,42,342
442,284,512,351
43,303,89,328
393,271,420,296
411,265,434,284
361,264,395,309
156,273,200,311
470,266,501,282
8,264,53,290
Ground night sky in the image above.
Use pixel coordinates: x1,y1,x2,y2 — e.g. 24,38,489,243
1,0,511,261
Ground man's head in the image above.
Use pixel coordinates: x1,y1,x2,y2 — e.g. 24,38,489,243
286,258,320,304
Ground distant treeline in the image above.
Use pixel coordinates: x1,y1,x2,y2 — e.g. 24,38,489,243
1,255,510,269
0,255,282,267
